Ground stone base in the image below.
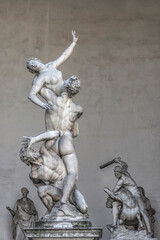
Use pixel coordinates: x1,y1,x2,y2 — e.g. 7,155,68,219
110,237,157,240
110,226,157,240
24,219,102,240
111,238,157,240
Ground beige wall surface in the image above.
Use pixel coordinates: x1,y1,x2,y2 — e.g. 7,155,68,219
1,0,160,239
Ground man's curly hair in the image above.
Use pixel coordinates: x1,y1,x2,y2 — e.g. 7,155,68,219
65,76,81,97
20,146,40,165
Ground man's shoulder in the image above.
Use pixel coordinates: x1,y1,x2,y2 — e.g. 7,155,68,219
16,198,22,204
71,102,83,112
27,198,34,204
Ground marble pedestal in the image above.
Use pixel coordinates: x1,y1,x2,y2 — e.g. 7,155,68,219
24,219,102,240
110,226,157,240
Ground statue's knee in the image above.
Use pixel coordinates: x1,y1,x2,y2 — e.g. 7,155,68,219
29,172,38,182
112,201,120,208
69,172,76,180
79,204,88,214
29,172,34,180
119,219,124,225
53,189,62,201
38,186,46,198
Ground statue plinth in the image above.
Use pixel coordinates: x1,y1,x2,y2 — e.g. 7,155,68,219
110,226,157,240
24,219,102,240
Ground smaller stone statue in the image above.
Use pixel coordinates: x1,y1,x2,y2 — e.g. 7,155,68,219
100,157,156,239
6,187,38,240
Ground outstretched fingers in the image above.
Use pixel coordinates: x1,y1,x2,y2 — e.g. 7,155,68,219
72,30,78,43
21,136,32,149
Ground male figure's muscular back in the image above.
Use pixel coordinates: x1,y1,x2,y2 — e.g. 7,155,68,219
40,87,83,132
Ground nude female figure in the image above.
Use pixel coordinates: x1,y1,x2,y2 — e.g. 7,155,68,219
27,31,78,110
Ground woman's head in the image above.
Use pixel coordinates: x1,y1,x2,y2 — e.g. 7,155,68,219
26,57,44,74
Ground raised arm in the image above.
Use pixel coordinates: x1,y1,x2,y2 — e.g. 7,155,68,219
114,158,128,172
28,75,53,110
50,31,78,68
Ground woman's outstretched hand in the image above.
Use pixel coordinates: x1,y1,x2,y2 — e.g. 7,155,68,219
72,30,78,43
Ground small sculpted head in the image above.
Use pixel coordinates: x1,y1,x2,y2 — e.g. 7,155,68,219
64,76,81,98
26,57,44,74
114,166,122,179
20,146,41,165
21,187,29,198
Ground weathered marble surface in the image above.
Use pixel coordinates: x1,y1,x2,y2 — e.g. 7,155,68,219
6,188,38,240
110,226,157,240
20,31,88,220
24,224,102,240
36,219,92,228
103,158,155,237
24,216,102,240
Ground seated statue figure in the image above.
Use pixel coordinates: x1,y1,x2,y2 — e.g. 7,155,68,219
103,158,153,238
6,187,37,240
20,130,88,217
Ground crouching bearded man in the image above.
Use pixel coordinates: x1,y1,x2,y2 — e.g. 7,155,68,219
20,130,88,216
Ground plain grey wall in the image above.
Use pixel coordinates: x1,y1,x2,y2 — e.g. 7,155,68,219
1,0,160,239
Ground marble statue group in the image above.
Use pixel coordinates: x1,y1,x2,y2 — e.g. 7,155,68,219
20,30,88,219
6,31,156,240
101,157,155,239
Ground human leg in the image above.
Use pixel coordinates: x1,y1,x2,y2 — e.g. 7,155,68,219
137,197,152,233
71,188,88,214
112,201,121,227
38,185,62,212
136,212,145,229
59,134,78,204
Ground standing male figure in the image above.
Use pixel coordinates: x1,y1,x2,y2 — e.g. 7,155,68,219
39,76,83,211
6,188,37,240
